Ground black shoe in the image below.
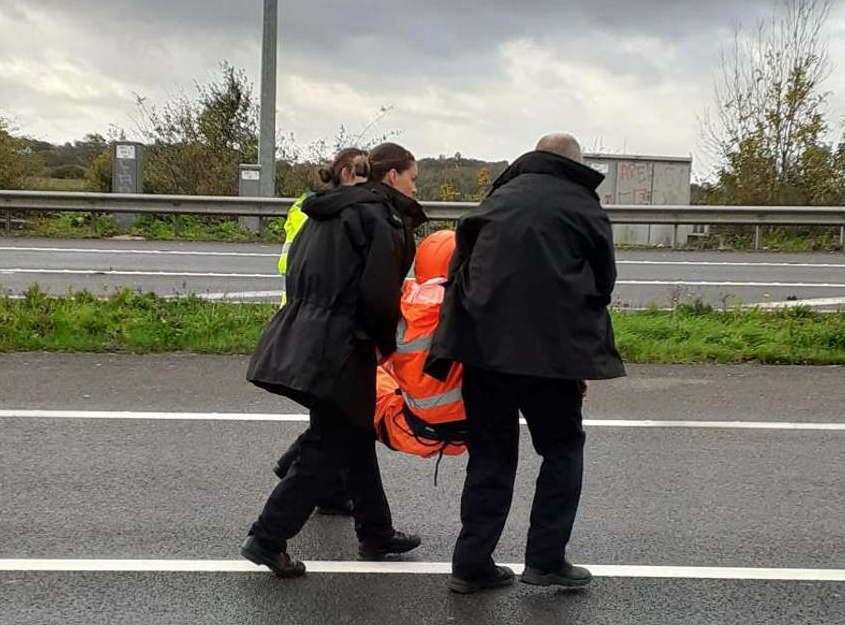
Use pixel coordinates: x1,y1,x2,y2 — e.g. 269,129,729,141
315,500,355,516
521,561,592,589
240,535,306,578
448,566,516,594
358,530,421,560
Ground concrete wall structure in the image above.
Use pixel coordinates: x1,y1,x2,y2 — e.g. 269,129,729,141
584,153,694,247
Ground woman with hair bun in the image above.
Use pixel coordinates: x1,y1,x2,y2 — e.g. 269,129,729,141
278,148,371,305
273,147,372,516
244,142,428,577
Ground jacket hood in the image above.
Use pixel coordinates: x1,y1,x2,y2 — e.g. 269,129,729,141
491,150,604,195
364,182,429,230
302,185,380,221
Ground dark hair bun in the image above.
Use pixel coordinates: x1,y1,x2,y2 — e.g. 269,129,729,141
317,168,333,184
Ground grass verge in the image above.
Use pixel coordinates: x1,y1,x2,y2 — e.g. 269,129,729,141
1,288,844,364
11,213,286,242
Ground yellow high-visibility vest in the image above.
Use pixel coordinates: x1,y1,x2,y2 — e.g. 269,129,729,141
278,193,311,306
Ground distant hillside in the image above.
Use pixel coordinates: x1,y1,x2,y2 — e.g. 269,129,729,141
416,154,509,201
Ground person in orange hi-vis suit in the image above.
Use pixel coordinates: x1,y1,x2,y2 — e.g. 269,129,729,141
376,229,467,458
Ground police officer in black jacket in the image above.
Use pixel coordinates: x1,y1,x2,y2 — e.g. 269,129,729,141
243,143,427,577
426,134,626,593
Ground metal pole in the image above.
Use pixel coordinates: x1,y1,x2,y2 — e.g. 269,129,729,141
840,225,844,252
754,225,761,250
258,0,278,199
4,209,10,233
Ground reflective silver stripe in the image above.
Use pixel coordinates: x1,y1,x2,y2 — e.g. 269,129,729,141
395,319,433,354
281,242,292,254
403,386,463,411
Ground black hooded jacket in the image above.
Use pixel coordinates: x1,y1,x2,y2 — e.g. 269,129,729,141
425,150,626,381
247,184,426,427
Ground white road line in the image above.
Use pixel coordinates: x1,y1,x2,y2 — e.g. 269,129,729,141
0,268,279,278
4,269,845,288
0,246,279,258
187,290,283,301
0,559,842,581
748,296,845,309
618,260,845,269
1,410,842,430
617,279,845,288
4,247,845,269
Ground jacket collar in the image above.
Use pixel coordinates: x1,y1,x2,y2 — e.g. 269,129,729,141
365,182,429,230
491,150,604,195
302,185,380,220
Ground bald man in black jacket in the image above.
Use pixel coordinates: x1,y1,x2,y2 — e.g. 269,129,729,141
427,134,626,594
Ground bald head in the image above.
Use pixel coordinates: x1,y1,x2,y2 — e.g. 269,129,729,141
536,133,584,163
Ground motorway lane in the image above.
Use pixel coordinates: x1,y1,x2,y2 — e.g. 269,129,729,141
3,238,845,307
1,355,843,623
1,353,843,423
1,416,843,567
1,573,840,625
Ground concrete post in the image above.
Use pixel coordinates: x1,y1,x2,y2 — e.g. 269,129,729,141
238,164,262,233
258,0,278,200
111,142,144,229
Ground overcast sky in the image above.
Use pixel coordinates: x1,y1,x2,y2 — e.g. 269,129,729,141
2,0,845,178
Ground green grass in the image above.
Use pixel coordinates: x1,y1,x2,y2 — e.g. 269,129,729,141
0,287,271,353
2,288,843,364
687,225,843,253
614,304,845,365
22,177,89,192
11,213,286,243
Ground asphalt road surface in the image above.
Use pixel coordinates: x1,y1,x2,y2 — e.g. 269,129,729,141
1,354,843,624
2,237,845,308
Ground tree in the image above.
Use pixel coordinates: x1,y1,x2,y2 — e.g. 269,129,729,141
473,167,492,200
0,115,41,190
438,180,461,202
133,62,259,195
703,0,836,205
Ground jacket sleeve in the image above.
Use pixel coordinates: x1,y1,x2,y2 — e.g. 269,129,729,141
357,210,404,358
583,209,617,305
446,211,485,285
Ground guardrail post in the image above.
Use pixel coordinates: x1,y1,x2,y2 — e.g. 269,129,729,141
4,209,10,233
671,224,679,249
840,225,844,252
754,225,762,250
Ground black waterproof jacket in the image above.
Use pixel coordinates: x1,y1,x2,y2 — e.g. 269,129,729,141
425,150,626,381
247,183,425,428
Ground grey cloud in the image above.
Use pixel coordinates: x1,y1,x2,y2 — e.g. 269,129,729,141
17,0,781,83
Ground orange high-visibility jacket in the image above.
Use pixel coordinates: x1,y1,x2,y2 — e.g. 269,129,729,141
375,276,466,457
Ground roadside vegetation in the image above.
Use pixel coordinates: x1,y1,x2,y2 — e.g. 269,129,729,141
2,288,843,365
3,2,844,249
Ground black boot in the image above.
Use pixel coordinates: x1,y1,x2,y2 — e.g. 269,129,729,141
240,535,306,578
521,560,592,589
358,530,421,560
448,566,515,594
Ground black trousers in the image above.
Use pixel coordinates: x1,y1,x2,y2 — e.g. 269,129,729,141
251,402,393,550
275,432,350,506
452,366,586,578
